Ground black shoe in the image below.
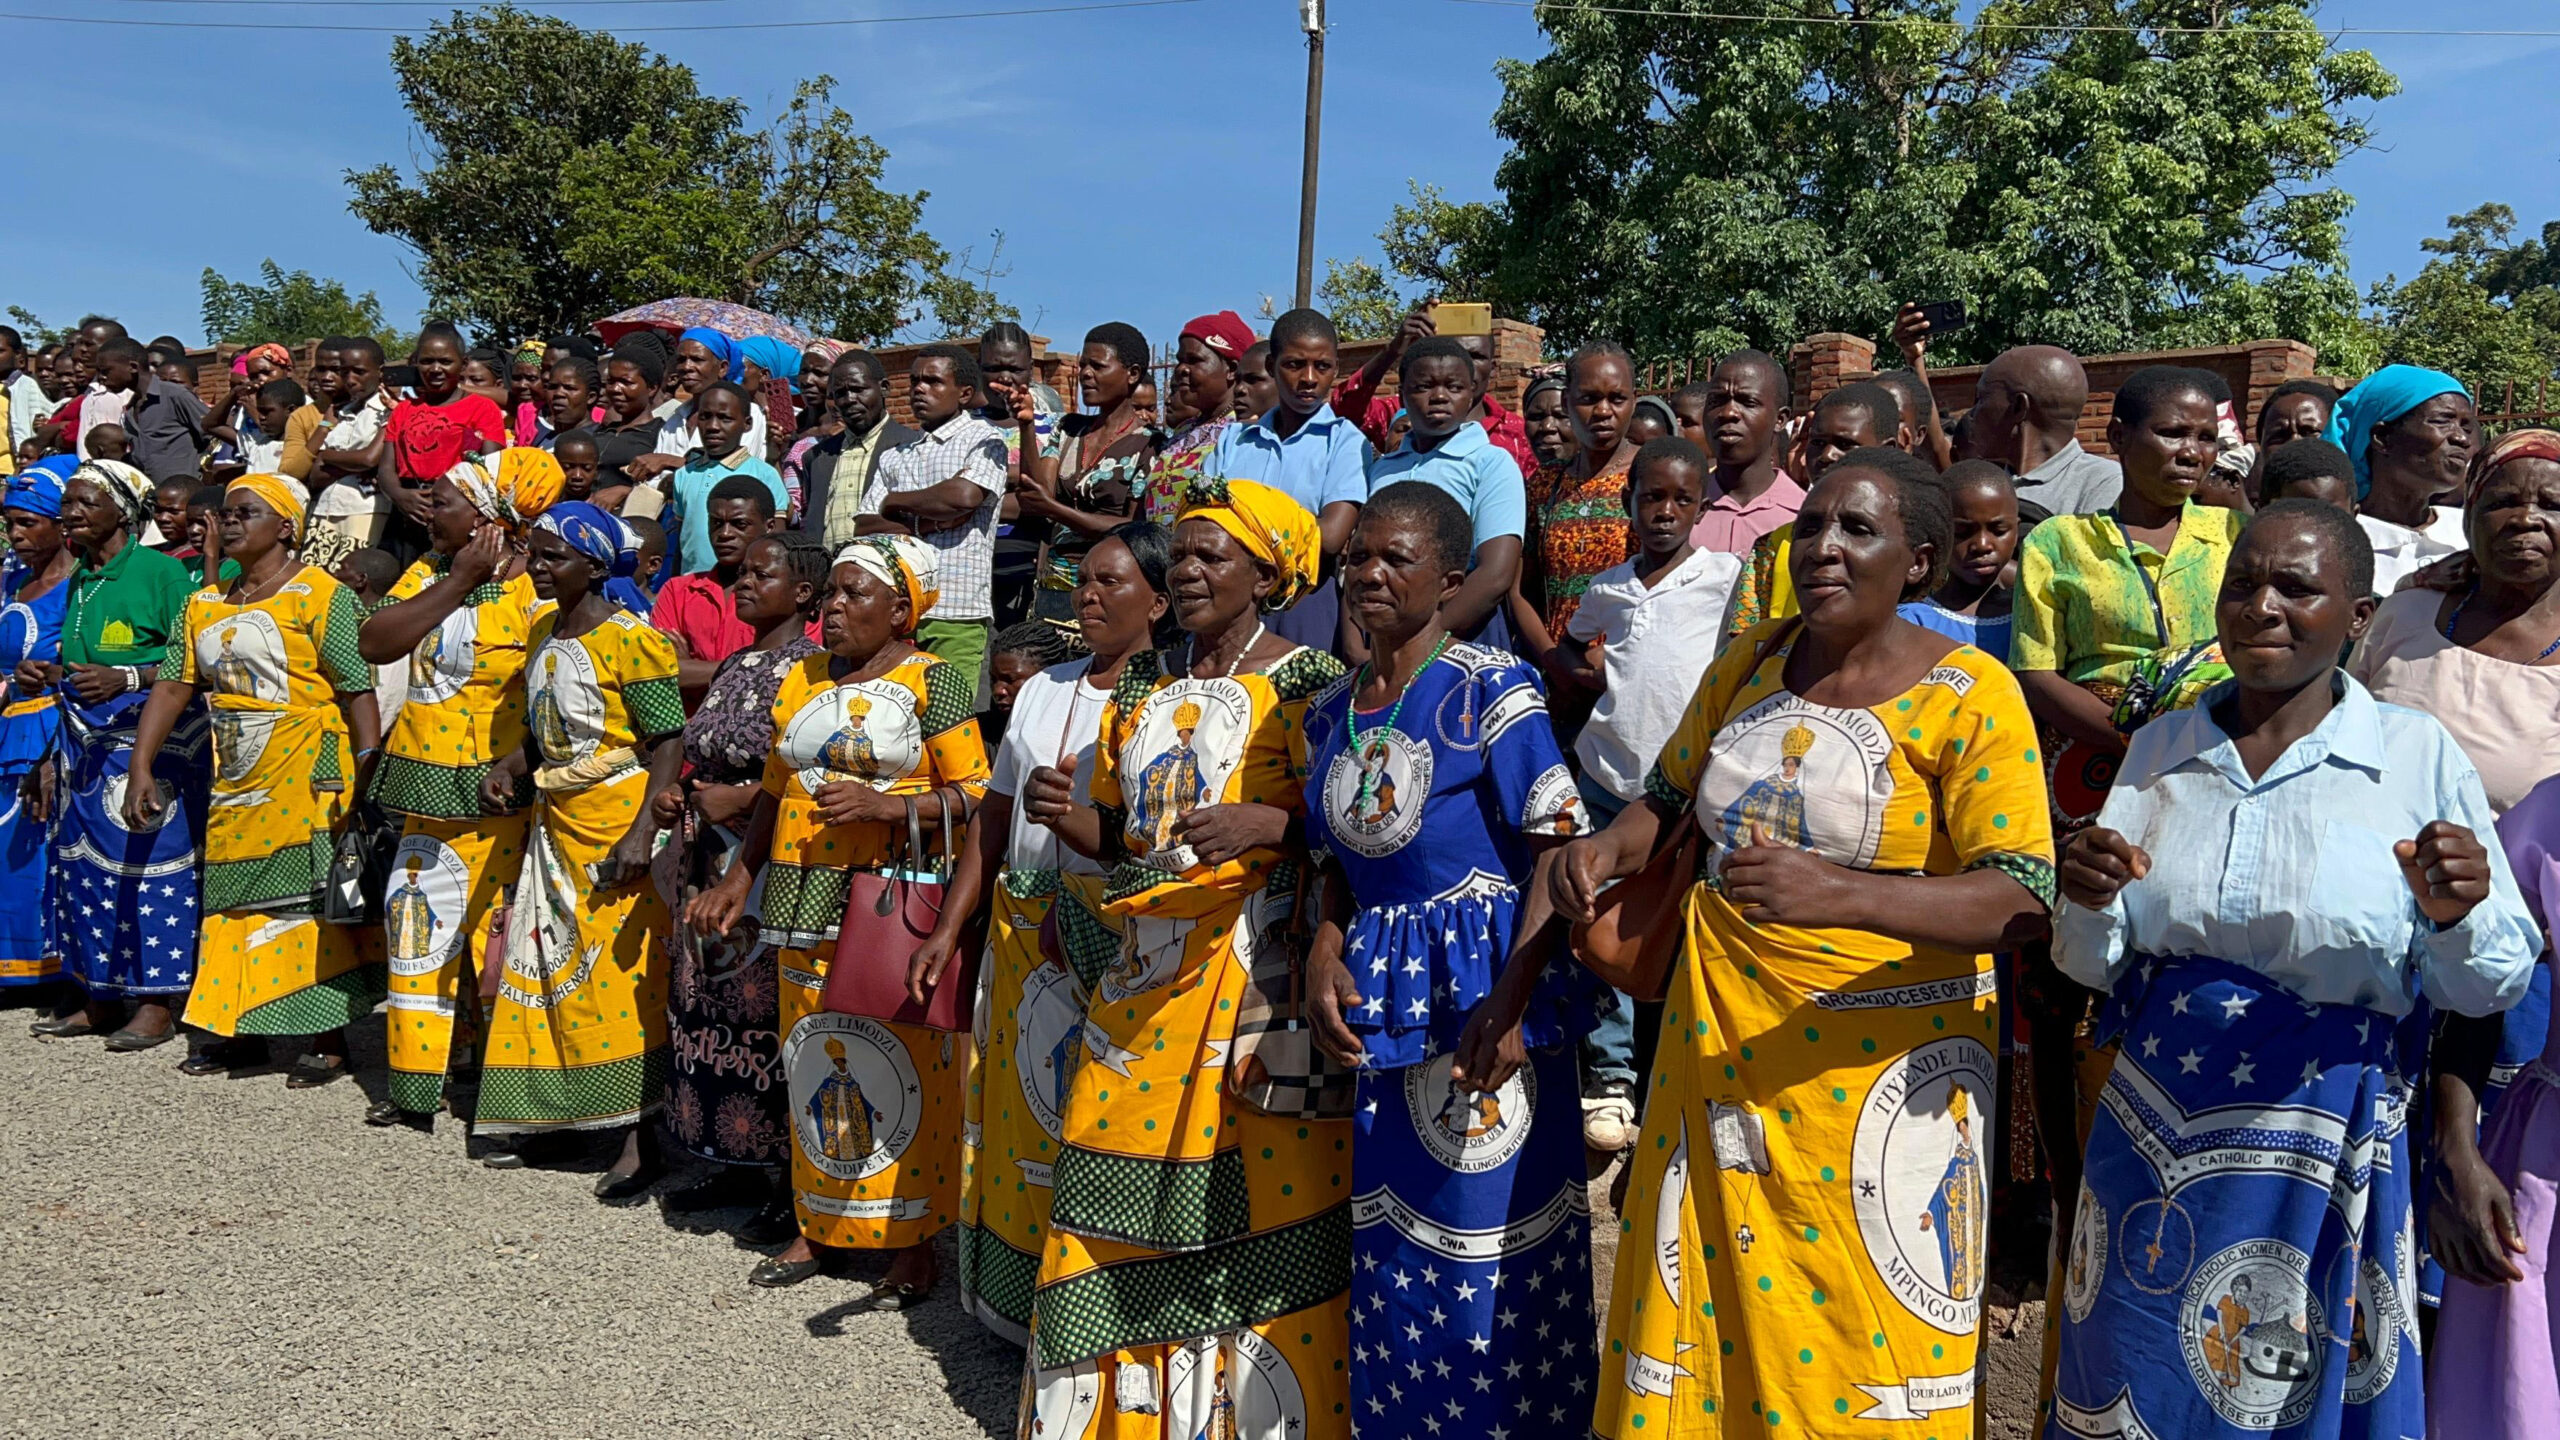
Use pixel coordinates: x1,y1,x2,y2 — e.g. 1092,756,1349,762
29,1014,97,1039
286,1053,350,1088
178,1037,270,1076
102,1026,179,1052
749,1252,831,1288
664,1171,763,1213
595,1165,661,1205
736,1196,799,1246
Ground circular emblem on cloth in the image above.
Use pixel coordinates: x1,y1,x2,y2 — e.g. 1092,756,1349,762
2044,733,2121,829
408,605,479,706
1023,1359,1099,1438
1402,1050,1533,1175
2338,1247,2404,1405
1654,1118,1691,1306
526,638,605,764
102,771,179,835
778,678,922,794
782,1012,919,1183
1014,959,1085,1140
0,601,38,670
384,834,475,977
2118,1197,2197,1295
208,708,274,785
1849,1036,1995,1335
1691,692,1896,869
1321,726,1431,859
195,609,289,704
1165,1330,1309,1439
2180,1239,2323,1429
1118,677,1252,872
2062,1185,2108,1325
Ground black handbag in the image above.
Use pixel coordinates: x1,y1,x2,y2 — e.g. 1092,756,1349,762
322,805,399,927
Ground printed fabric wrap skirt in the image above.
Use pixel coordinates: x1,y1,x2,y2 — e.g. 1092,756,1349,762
961,869,1067,1342
1595,886,2003,1439
2045,955,2420,1440
382,811,529,1115
474,752,670,1134
54,688,206,999
0,688,57,986
1020,884,1352,1440
659,817,785,1168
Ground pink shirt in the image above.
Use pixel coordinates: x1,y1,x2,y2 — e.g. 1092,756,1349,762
1688,467,1804,555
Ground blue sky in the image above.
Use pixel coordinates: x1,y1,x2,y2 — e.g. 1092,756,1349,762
2,0,2554,358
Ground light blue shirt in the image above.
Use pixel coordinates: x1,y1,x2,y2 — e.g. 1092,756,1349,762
2055,675,2538,1018
1206,403,1371,522
1365,421,1527,552
666,451,790,576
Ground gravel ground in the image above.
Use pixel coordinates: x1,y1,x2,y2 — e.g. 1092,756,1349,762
0,998,2043,1438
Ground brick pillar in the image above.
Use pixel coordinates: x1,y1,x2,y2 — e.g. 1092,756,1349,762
2241,339,2319,436
1789,333,1877,410
1487,318,1546,411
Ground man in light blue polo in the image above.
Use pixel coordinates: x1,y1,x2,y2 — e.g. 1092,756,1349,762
1364,335,1526,652
1206,307,1370,651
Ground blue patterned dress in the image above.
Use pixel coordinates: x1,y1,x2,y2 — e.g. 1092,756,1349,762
1302,642,1601,1437
0,558,65,985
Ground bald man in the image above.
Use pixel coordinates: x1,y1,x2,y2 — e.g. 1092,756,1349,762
1971,345,2121,514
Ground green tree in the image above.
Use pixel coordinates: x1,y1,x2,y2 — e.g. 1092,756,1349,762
200,260,406,351
1391,0,2392,366
347,6,1000,344
3,308,74,348
2367,204,2560,386
1319,256,1405,340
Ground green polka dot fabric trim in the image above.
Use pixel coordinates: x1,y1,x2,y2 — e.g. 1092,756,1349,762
757,863,852,948
319,583,375,694
1263,646,1348,704
1051,885,1124,994
1968,850,2058,911
1642,761,1690,812
1108,650,1166,715
203,837,333,914
473,1045,669,1132
1103,860,1185,907
386,1068,448,1115
232,960,384,1037
370,754,493,821
1000,867,1062,901
918,657,979,738
1033,1203,1350,1368
1048,1144,1250,1252
624,675,688,747
955,1220,1041,1331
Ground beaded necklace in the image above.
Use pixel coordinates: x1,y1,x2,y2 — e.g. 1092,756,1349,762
1347,633,1450,814
2443,588,2560,663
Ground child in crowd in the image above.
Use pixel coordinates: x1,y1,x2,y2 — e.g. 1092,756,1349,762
1898,459,2024,657
1669,380,1713,452
2257,435,2359,514
1559,436,1742,1151
1625,394,1675,445
151,478,196,555
83,423,129,465
554,429,602,502
332,547,409,730
983,620,1081,752
618,516,666,615
245,378,306,476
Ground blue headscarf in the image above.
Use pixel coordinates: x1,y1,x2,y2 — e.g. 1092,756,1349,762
738,336,799,390
2324,364,2470,499
677,327,745,385
536,499,641,603
5,455,76,518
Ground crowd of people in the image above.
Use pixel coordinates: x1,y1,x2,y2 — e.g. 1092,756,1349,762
5,297,2559,1440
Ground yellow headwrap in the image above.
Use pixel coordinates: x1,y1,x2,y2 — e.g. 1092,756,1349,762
227,473,309,541
449,447,566,533
834,535,941,634
1177,475,1320,613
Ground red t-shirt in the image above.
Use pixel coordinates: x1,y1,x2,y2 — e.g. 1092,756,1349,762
386,393,507,480
653,571,754,670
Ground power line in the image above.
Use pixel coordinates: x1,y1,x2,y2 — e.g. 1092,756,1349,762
109,0,722,7
1443,0,2560,40
0,0,1203,31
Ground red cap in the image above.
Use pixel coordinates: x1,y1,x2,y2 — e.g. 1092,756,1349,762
1179,311,1257,361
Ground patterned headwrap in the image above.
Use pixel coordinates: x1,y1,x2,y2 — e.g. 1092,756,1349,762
1176,475,1320,613
4,454,74,518
804,339,852,369
834,534,940,633
2472,428,2560,508
677,327,744,385
242,342,294,373
448,446,566,533
537,500,638,576
226,473,309,540
513,338,549,367
71,459,155,530
2324,365,2470,499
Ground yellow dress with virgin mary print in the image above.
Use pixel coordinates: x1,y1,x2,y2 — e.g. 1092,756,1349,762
168,566,379,1037
761,650,988,1251
1018,643,1353,1440
1591,626,2054,1440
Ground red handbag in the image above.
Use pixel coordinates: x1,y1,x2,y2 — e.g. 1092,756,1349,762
820,789,982,1031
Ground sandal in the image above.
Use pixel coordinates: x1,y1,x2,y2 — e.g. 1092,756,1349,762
286,1053,349,1089
868,1280,932,1312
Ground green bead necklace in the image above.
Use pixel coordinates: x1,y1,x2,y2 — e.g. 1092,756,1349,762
1346,633,1450,813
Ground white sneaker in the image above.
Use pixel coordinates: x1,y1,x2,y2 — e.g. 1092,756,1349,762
1582,1091,1637,1151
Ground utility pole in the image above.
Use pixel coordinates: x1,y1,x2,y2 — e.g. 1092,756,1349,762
1293,0,1325,311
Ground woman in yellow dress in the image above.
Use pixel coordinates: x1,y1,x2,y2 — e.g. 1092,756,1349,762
355,447,561,1128
124,473,381,1088
687,533,988,1298
476,500,685,1200
1008,477,1351,1440
1537,449,2056,1438
910,520,1177,1344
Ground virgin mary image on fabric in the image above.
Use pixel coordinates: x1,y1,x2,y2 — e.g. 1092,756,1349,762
1136,698,1211,853
820,695,876,780
1917,1085,1985,1301
387,856,437,965
1721,719,1815,848
530,653,572,758
810,1035,881,1164
209,625,256,697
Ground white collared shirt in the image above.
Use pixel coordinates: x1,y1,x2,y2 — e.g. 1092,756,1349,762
1566,547,1745,803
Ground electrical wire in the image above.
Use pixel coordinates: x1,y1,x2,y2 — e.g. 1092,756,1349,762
0,0,1204,32
1443,0,2560,40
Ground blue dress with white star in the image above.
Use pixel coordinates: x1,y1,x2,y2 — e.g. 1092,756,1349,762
1303,642,1600,1438
0,558,65,986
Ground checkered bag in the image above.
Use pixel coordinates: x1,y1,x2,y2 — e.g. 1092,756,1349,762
1227,863,1356,1120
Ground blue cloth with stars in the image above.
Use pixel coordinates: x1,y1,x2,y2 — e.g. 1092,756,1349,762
0,557,66,983
55,684,207,998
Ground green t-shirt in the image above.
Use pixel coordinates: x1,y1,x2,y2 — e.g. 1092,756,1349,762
63,539,197,668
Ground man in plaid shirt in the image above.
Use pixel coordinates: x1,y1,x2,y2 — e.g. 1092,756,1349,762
862,343,1009,708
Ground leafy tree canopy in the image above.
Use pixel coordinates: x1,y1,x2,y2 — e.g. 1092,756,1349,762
200,260,407,352
346,6,1005,345
2367,204,2560,388
1374,0,2394,368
